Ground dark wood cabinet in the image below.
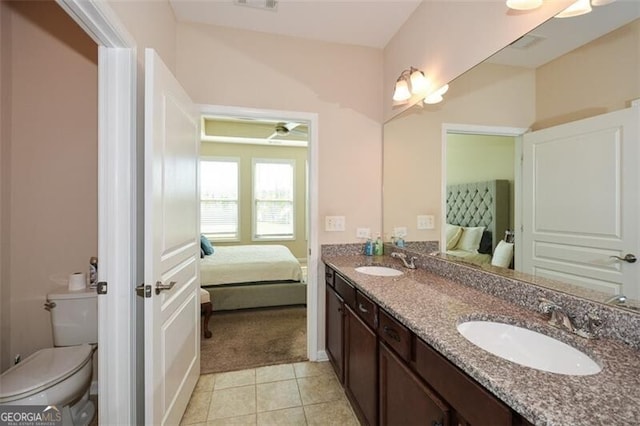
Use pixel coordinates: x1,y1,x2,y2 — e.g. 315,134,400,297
324,265,526,426
379,342,450,426
345,304,378,426
325,285,345,382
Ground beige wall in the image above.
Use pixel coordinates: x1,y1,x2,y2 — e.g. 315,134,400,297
200,142,308,259
383,63,535,241
176,23,384,247
535,18,640,130
0,1,98,371
383,1,573,121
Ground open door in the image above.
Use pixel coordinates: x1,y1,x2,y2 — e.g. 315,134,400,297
144,48,200,425
521,106,639,299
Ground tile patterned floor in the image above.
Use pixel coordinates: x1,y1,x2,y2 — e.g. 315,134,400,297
181,361,360,425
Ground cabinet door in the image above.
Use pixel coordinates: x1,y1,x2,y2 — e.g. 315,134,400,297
379,342,450,426
345,305,378,426
326,286,345,383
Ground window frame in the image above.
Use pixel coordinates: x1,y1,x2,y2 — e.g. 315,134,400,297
200,156,241,242
251,157,296,242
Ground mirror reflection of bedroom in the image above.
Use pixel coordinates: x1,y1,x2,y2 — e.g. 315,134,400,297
198,115,309,374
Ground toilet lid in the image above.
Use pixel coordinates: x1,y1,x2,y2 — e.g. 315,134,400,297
0,344,93,402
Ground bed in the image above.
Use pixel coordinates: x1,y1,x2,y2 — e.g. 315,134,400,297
445,180,510,266
200,244,306,311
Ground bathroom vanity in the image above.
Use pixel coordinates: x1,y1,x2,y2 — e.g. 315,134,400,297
322,248,640,426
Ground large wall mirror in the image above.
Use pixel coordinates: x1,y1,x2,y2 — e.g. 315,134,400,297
383,1,640,312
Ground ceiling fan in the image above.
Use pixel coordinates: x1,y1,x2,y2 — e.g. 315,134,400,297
267,122,306,140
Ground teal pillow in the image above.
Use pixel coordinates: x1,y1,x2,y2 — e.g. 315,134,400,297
200,235,214,256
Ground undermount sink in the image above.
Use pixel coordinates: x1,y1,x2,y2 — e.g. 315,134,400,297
354,266,403,277
457,321,601,376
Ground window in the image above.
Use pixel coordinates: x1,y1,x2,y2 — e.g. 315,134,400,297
200,158,240,240
253,159,295,240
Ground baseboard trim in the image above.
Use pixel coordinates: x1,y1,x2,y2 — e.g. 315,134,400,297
315,350,328,362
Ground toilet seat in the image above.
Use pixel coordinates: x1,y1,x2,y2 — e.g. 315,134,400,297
0,344,93,403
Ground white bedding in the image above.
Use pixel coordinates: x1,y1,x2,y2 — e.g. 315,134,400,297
200,245,302,286
445,249,492,265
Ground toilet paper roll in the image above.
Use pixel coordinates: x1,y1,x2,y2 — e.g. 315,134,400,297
68,272,87,291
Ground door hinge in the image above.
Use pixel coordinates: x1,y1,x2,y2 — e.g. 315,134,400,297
96,281,108,295
136,284,152,298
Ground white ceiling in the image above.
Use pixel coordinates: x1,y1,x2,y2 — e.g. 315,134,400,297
169,0,422,48
170,0,639,66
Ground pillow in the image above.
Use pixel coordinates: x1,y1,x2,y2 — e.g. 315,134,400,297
491,240,514,268
445,224,463,250
478,231,493,254
455,226,486,252
200,234,214,256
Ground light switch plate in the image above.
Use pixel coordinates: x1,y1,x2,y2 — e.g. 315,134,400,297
325,216,346,232
356,228,371,238
417,215,435,230
393,227,407,238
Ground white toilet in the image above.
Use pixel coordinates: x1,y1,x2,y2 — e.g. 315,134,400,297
0,287,98,426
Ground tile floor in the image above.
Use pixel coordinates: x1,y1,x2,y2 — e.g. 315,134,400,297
180,361,359,425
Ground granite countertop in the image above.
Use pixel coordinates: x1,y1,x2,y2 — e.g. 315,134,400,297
323,254,640,426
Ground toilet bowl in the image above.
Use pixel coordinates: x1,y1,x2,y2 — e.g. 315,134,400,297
0,344,96,425
0,287,98,425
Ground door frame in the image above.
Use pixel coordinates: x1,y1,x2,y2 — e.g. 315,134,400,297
55,0,139,424
441,123,528,267
199,104,321,361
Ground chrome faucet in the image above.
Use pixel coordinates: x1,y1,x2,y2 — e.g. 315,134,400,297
391,252,417,269
538,297,601,339
604,294,627,305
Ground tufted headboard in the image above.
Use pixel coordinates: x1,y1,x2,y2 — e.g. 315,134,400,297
446,180,510,254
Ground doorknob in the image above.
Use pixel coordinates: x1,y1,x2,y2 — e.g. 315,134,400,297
155,280,176,295
610,254,637,263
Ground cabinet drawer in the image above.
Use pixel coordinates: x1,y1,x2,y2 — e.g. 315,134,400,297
378,309,411,362
355,291,377,330
414,337,513,426
325,266,335,287
335,273,356,309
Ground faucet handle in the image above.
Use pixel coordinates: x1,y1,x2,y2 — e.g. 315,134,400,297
576,310,602,339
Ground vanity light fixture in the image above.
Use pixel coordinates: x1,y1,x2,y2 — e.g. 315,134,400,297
555,0,616,18
423,84,449,105
393,67,430,102
505,0,542,11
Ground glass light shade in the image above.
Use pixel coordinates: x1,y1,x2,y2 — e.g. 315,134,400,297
409,69,429,94
435,84,449,96
506,0,542,10
591,0,614,5
393,79,411,102
555,0,592,18
424,93,444,104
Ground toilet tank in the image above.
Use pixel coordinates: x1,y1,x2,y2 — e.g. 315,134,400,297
47,287,98,346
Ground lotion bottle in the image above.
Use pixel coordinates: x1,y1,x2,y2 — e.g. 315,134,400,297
374,233,383,255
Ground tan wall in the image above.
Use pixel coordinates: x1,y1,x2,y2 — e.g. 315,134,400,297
0,1,98,370
535,19,640,130
383,1,573,121
383,63,535,241
200,142,308,259
176,23,384,247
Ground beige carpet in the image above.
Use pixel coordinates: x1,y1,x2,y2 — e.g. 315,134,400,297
201,306,307,374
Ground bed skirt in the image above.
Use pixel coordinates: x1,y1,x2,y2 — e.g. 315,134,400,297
203,282,307,311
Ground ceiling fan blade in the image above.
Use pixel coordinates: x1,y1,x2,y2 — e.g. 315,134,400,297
267,130,279,140
284,122,301,131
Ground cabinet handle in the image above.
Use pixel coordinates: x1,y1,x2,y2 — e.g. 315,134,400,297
383,325,401,342
358,303,369,314
432,421,444,426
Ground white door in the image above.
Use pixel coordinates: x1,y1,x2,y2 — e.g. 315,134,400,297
144,48,201,425
521,106,639,299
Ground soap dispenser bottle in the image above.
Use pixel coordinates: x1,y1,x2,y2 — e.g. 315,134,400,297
364,238,373,256
374,233,384,256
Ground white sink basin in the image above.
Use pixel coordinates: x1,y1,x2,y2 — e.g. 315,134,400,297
354,266,403,277
457,321,601,376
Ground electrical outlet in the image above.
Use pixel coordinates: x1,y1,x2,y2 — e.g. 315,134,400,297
417,215,435,230
356,227,371,238
325,216,346,232
393,227,407,238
